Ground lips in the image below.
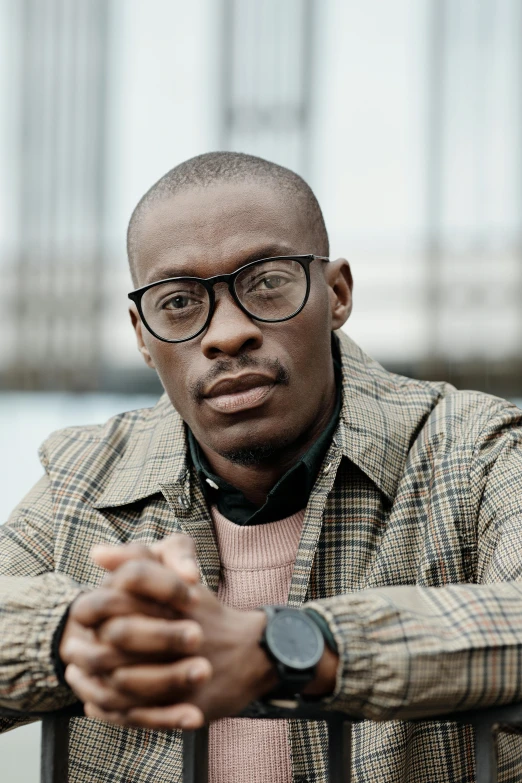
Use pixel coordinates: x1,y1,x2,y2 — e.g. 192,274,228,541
203,373,276,413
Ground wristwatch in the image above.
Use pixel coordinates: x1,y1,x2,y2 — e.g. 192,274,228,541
259,605,325,698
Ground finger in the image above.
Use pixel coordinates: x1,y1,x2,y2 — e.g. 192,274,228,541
91,543,154,572
70,588,177,629
101,560,197,611
61,636,137,676
97,616,202,657
108,657,212,703
59,620,96,668
150,534,200,584
62,636,125,675
64,664,138,712
92,536,200,584
84,702,205,730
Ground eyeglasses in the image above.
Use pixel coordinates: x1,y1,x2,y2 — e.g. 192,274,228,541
128,254,329,344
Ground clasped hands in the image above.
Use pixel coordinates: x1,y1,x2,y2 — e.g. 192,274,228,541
60,535,277,730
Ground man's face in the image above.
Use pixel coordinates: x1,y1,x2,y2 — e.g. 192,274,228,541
130,180,352,465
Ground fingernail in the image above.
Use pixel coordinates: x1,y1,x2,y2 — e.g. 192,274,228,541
180,714,198,730
188,663,208,683
183,628,199,648
182,566,200,584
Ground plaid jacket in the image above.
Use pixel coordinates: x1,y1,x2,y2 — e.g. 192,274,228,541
2,331,522,782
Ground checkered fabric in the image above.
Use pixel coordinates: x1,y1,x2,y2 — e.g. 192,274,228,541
2,331,522,782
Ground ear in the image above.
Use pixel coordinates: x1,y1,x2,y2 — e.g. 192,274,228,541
129,304,156,369
324,259,353,330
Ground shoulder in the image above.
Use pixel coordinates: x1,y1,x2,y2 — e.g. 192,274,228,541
37,394,178,498
339,332,520,438
336,330,451,415
423,388,522,450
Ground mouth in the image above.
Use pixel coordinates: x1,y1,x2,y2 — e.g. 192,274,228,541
203,373,277,414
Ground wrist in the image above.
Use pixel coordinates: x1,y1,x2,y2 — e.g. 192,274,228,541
53,605,75,684
244,610,279,699
301,644,338,697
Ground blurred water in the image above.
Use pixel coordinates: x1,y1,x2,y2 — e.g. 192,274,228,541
0,392,520,782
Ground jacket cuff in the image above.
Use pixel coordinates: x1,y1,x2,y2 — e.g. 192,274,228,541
0,573,85,712
51,603,75,686
303,598,374,717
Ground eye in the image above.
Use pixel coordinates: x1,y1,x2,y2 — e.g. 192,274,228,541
258,275,286,290
164,293,198,310
246,271,292,293
149,282,207,312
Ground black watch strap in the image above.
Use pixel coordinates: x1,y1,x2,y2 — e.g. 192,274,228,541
303,608,338,653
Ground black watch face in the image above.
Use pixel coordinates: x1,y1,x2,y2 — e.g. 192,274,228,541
266,610,324,669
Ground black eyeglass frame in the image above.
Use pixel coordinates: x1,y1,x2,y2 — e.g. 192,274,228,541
128,254,330,344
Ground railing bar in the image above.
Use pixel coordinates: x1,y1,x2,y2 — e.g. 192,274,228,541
412,703,522,726
475,722,498,783
3,701,522,782
40,713,70,783
183,725,209,783
327,719,352,783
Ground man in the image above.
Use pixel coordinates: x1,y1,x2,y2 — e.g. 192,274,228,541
1,151,522,783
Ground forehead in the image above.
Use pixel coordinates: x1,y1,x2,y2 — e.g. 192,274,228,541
132,180,311,285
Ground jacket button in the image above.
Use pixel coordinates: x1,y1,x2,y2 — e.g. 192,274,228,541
178,494,190,509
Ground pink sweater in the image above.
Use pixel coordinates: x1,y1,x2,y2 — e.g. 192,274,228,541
209,506,305,783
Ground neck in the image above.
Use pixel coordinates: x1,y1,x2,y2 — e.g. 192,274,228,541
198,380,337,506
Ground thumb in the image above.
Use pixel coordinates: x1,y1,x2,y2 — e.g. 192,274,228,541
91,542,154,572
150,533,200,584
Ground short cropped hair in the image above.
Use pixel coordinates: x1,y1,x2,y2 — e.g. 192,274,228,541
127,151,329,283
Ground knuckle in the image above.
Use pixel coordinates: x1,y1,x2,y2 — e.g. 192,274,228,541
175,623,202,653
102,617,131,646
70,592,94,620
111,669,132,690
166,663,194,689
98,693,118,712
85,648,110,673
119,559,149,586
89,589,116,614
168,576,188,599
98,587,121,605
73,588,110,618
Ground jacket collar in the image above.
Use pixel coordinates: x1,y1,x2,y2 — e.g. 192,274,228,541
93,395,189,508
94,331,443,509
333,332,442,501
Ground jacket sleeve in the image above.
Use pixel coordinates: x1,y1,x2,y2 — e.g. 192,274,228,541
0,475,84,718
306,401,522,721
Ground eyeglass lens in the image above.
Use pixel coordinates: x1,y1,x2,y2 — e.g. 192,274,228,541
140,258,307,341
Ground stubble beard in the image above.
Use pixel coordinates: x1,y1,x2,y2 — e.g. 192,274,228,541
218,434,294,468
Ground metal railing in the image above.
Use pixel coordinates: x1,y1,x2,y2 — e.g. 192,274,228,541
2,700,522,783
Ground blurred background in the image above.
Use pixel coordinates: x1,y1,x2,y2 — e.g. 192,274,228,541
1,0,522,779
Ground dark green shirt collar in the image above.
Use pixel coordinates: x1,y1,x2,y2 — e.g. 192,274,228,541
188,337,343,526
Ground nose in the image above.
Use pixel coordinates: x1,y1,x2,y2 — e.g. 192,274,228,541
200,284,263,358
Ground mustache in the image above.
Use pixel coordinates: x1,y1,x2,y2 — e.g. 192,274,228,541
191,354,290,402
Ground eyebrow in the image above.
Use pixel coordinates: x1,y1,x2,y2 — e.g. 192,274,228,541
148,244,295,283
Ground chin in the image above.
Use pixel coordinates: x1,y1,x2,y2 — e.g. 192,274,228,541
219,443,278,468
216,431,295,468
